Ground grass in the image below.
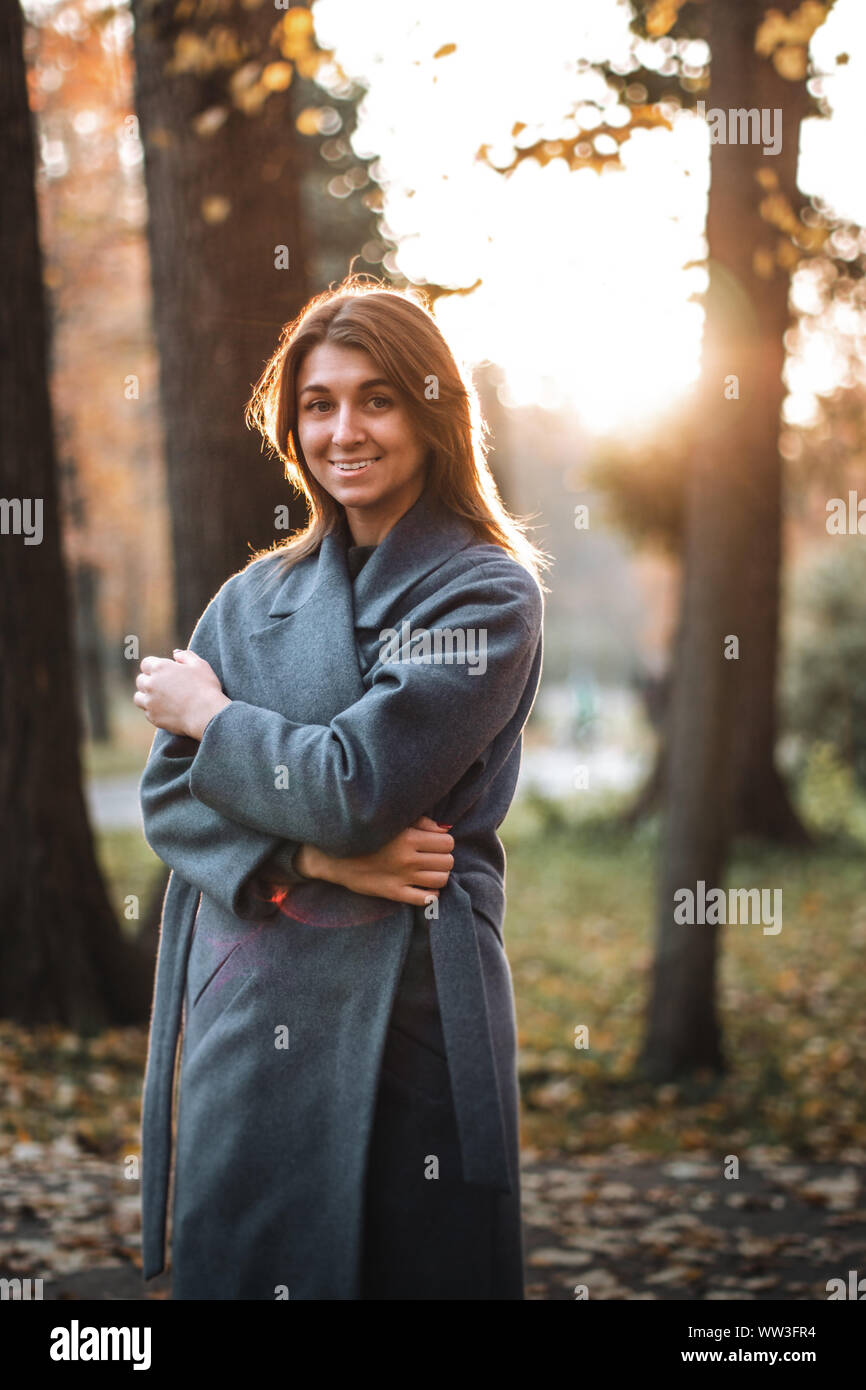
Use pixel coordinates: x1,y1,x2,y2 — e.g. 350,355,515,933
82,713,154,780
95,829,164,929
500,793,866,1160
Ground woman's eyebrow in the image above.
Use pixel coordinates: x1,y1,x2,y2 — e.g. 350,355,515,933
299,377,392,394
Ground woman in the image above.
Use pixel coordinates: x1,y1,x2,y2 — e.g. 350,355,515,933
135,278,547,1300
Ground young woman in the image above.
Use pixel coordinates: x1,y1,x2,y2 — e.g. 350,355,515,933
135,278,547,1300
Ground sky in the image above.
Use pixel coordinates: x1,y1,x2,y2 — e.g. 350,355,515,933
311,0,866,438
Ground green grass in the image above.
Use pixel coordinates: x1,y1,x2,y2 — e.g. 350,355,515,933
96,829,164,929
501,794,866,1160
82,711,154,780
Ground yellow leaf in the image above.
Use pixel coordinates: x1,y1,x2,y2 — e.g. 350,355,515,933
295,51,325,79
755,2,829,55
776,237,800,270
773,43,808,80
261,61,293,91
167,26,245,78
433,42,457,58
295,106,322,136
273,8,314,61
760,191,801,236
645,0,688,38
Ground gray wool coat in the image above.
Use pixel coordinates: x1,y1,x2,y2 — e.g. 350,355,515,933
139,480,544,1299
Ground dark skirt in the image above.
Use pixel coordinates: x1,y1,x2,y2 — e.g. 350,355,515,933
360,918,525,1301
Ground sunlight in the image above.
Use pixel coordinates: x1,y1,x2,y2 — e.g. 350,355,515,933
313,0,865,438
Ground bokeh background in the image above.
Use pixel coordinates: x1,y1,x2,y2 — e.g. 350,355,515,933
2,0,866,1300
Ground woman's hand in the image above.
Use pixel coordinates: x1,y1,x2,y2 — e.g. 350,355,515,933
133,649,231,740
271,816,455,907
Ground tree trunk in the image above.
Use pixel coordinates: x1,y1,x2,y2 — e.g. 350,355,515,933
0,0,151,1027
626,0,810,848
131,0,313,639
639,0,808,1079
728,11,809,845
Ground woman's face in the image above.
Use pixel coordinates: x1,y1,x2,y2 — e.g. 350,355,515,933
296,342,429,546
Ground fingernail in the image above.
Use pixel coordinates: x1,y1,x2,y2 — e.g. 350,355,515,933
437,823,453,830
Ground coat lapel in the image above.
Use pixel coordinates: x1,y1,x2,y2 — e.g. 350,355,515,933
249,528,364,725
350,478,476,631
247,479,476,725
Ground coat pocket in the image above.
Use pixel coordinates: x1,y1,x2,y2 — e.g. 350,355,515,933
190,937,248,1009
185,895,263,1013
378,1023,451,1106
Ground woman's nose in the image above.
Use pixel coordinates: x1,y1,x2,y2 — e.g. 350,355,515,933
330,407,365,447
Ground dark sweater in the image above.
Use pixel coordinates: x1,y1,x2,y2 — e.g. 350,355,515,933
347,543,376,581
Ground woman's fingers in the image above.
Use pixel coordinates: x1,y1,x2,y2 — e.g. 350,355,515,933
411,853,454,873
413,815,453,835
409,828,454,854
140,655,168,675
408,871,450,888
398,886,441,906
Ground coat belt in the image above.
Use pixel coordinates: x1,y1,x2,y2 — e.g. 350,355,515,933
426,879,513,1194
141,871,206,1280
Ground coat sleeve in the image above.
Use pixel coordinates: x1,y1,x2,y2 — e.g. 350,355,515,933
139,590,307,919
188,559,543,858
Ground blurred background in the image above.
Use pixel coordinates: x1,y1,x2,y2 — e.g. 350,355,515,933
2,0,866,1300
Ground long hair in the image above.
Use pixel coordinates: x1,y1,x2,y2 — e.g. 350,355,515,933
245,275,550,587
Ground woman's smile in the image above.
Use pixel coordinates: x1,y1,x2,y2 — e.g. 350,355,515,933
330,455,382,474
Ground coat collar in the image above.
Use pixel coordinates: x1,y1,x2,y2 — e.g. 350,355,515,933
266,476,476,630
250,478,476,724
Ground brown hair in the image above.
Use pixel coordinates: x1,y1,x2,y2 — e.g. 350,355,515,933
245,275,550,587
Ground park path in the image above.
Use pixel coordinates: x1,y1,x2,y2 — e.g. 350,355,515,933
2,1145,863,1300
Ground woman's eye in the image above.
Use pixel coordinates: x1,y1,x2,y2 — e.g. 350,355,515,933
369,396,391,409
306,400,331,413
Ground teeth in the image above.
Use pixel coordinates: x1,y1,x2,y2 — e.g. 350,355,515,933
333,458,377,472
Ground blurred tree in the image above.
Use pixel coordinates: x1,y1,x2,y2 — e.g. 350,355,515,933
0,0,151,1026
130,0,387,634
130,0,317,640
478,0,845,1076
23,1,173,736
